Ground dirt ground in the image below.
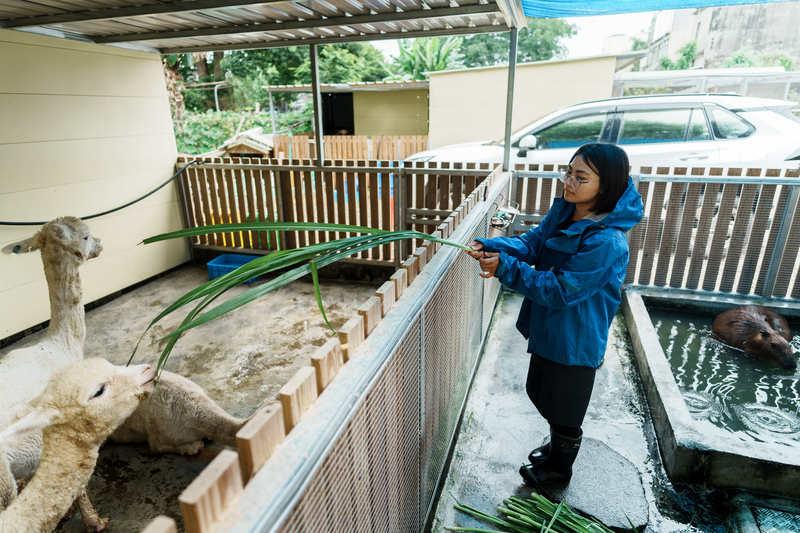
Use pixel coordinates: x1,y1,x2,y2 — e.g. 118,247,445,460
0,261,387,532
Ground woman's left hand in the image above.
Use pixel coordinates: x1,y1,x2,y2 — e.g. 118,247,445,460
478,252,500,278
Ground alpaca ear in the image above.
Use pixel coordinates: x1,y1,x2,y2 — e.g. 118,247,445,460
2,238,37,255
0,408,61,443
50,222,74,244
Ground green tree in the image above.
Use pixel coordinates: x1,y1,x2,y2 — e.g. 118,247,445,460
295,43,389,84
659,41,697,70
457,18,576,68
383,36,463,81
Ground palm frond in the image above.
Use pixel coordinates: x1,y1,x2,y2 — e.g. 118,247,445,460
135,222,471,370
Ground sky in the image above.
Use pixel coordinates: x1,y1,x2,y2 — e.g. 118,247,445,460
371,11,656,60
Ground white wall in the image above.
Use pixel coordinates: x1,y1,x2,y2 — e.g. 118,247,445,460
428,56,617,148
0,29,189,338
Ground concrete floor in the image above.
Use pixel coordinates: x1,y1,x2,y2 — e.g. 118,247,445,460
432,290,731,533
0,262,384,532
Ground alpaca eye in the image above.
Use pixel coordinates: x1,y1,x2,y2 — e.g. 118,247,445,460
91,384,107,399
83,236,88,240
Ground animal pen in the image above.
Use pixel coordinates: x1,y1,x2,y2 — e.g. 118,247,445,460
147,157,800,533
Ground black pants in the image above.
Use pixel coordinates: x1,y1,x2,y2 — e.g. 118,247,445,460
526,353,596,430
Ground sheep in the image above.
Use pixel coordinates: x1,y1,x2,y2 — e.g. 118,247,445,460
111,369,254,455
0,216,103,430
0,358,155,533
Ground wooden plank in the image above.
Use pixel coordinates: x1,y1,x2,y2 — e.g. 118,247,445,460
241,158,258,249
685,183,719,290
310,337,344,394
236,402,285,484
719,183,758,293
179,449,243,533
197,160,218,246
279,167,297,250
358,296,382,337
381,167,392,260
140,516,178,533
324,161,337,242
401,256,419,286
357,160,369,259
254,165,272,250
227,158,245,248
638,181,667,285
293,162,308,248
315,162,328,243
414,247,427,271
625,181,649,284
737,183,776,294
347,159,359,246
375,280,396,318
653,181,685,286
390,268,407,301
216,159,234,248
668,182,703,288
439,161,451,214
278,366,318,433
335,160,347,243
702,182,738,291
369,160,380,260
338,315,365,362
187,165,207,246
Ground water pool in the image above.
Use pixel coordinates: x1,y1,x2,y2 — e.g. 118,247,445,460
648,306,800,448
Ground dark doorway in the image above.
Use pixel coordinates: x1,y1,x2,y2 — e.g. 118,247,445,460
322,93,354,135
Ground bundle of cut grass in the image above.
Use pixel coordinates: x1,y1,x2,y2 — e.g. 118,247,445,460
448,492,618,533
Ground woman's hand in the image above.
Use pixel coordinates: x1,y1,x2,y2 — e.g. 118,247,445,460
466,240,484,259
478,253,500,278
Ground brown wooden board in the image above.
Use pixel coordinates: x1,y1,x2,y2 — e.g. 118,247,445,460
702,182,738,291
653,181,685,286
737,184,777,294
685,184,719,290
638,181,667,285
625,181,649,284
669,182,703,288
719,184,758,293
755,186,790,296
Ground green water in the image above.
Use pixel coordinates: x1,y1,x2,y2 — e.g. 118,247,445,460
648,307,800,447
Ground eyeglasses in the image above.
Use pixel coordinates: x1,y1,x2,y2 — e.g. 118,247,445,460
558,169,600,190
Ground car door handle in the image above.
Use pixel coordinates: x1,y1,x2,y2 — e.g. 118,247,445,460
679,154,709,161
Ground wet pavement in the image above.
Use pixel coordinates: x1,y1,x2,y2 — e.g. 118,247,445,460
431,289,731,533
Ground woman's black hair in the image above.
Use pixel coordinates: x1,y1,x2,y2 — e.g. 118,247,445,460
570,143,629,214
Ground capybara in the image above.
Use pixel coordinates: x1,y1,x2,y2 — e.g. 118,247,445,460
711,305,797,370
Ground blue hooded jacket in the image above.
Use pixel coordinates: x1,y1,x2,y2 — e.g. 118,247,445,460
476,177,643,368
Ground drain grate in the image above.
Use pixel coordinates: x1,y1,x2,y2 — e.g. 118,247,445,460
751,505,800,533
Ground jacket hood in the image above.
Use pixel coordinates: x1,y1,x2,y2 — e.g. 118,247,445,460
547,177,643,254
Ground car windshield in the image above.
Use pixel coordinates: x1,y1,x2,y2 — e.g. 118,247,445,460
489,112,607,147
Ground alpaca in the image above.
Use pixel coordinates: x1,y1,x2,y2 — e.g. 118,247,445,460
111,369,253,455
0,358,155,533
0,216,103,429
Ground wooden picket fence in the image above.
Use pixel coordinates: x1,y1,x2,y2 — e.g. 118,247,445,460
272,135,428,161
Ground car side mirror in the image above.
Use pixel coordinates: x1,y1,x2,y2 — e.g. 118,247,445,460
517,135,537,157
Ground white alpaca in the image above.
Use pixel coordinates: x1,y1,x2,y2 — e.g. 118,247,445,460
0,216,103,429
0,358,155,533
111,369,253,455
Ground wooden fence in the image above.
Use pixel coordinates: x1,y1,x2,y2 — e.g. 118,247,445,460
272,135,428,161
177,158,490,265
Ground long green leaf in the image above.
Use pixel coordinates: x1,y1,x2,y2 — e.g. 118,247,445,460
136,222,474,369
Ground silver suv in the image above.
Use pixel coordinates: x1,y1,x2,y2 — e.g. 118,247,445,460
407,94,800,171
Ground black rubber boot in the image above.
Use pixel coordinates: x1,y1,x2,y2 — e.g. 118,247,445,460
519,430,582,486
527,439,550,465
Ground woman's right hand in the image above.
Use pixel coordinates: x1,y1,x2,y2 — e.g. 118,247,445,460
466,240,484,259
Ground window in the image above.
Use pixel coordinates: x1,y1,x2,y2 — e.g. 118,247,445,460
706,106,755,139
687,109,711,141
532,113,607,149
618,109,696,145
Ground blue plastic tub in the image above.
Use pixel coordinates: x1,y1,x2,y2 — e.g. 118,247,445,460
206,254,260,283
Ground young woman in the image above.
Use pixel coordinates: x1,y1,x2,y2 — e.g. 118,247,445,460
467,142,643,485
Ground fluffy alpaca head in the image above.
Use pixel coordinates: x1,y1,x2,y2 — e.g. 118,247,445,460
2,216,103,263
0,359,156,448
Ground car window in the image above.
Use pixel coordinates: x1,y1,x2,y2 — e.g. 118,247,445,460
687,109,711,141
532,113,606,149
618,109,696,145
706,106,755,139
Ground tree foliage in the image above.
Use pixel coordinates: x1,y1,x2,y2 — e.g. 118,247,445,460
659,41,697,70
458,18,576,68
383,36,463,81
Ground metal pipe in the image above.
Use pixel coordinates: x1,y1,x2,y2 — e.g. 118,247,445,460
502,27,518,173
309,43,325,164
268,88,278,151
